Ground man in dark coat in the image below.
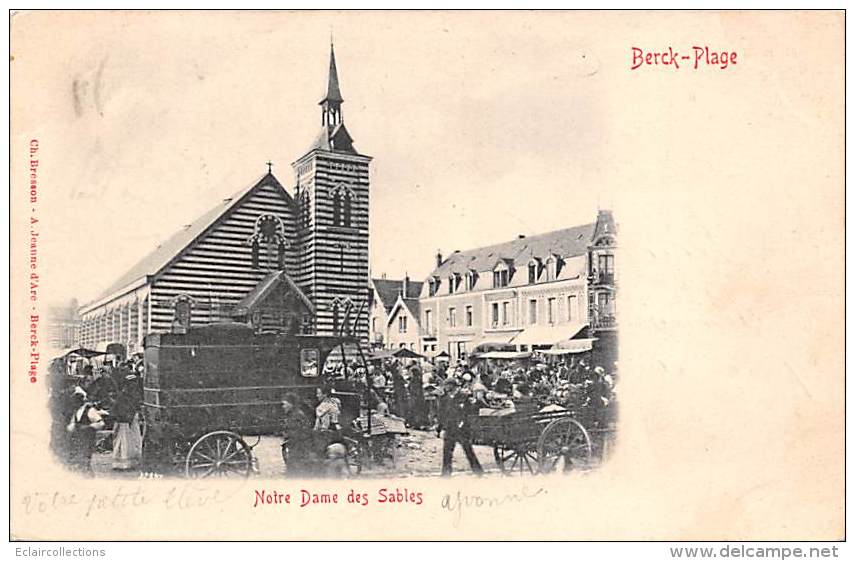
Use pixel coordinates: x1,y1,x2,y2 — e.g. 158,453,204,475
437,378,484,477
406,364,429,429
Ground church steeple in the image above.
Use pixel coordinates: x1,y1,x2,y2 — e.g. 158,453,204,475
320,41,344,126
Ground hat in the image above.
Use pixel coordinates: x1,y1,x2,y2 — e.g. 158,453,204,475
594,366,605,374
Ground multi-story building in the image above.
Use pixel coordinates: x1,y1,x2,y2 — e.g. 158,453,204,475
368,276,423,350
47,299,81,351
78,43,372,352
418,210,617,366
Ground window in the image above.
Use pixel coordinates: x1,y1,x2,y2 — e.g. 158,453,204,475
466,271,478,290
493,267,510,288
448,275,456,294
529,299,538,325
491,303,499,328
424,309,432,332
567,295,577,322
372,317,377,333
599,254,615,283
502,301,510,325
332,187,354,227
300,349,319,377
429,277,440,296
547,297,556,325
299,190,311,229
598,292,613,314
456,341,467,361
399,316,407,333
465,306,473,327
528,262,538,284
546,256,558,281
448,307,457,328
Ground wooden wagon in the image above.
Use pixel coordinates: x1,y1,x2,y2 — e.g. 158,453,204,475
468,403,594,475
141,322,363,478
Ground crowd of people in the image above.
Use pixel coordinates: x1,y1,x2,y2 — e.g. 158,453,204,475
322,353,618,476
48,354,144,476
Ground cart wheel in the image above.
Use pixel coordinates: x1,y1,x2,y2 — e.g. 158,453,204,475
185,430,253,479
493,444,538,475
537,418,592,474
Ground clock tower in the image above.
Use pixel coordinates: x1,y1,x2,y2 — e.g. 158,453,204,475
293,42,372,342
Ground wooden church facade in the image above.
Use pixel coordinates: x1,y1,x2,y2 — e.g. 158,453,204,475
78,44,371,353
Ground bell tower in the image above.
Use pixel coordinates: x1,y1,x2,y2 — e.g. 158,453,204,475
293,41,372,342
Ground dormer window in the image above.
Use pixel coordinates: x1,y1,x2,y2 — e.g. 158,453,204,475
429,276,440,297
492,261,512,288
466,270,478,290
527,258,542,284
448,273,461,294
545,254,562,281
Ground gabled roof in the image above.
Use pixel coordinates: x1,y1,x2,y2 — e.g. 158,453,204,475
430,222,596,278
230,270,314,317
372,278,423,312
387,296,421,327
306,123,358,155
82,172,293,311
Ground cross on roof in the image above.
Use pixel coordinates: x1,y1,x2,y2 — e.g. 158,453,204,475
266,161,273,174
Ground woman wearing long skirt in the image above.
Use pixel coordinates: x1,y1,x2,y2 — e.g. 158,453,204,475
112,369,143,470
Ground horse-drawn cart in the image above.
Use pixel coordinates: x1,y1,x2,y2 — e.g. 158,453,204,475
468,403,594,475
141,322,363,478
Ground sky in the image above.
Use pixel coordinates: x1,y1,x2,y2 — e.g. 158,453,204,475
12,11,627,307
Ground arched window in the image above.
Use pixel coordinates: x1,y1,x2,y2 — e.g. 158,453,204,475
332,190,342,225
343,190,353,227
248,213,287,270
299,190,311,230
332,185,355,228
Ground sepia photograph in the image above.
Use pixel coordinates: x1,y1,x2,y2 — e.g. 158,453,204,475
9,9,843,541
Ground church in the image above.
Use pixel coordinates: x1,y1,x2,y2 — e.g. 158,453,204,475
77,44,372,353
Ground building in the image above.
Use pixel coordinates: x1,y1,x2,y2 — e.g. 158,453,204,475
78,43,372,353
368,276,423,349
417,210,617,365
47,298,81,350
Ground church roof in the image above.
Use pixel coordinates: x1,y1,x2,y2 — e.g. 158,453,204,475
305,123,358,155
320,43,344,104
230,270,315,317
429,222,597,279
82,172,293,311
372,278,423,312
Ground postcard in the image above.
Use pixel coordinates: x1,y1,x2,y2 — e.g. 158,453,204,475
9,10,844,540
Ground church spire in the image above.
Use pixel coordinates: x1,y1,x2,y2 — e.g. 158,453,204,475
320,41,344,126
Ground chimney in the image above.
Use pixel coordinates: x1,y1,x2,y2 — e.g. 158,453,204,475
436,250,443,268
402,274,409,297
518,234,526,239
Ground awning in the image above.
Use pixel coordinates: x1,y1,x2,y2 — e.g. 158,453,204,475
511,322,587,346
477,351,532,360
552,337,597,352
471,332,519,352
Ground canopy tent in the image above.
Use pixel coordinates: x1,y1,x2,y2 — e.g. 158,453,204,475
510,322,588,347
367,349,394,361
61,347,106,359
471,332,519,354
390,347,424,359
424,349,450,361
552,337,597,353
476,351,532,360
537,338,596,355
369,347,425,360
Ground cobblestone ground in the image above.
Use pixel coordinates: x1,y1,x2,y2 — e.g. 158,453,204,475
92,429,512,479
